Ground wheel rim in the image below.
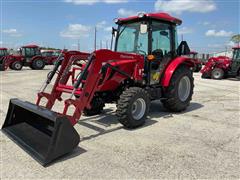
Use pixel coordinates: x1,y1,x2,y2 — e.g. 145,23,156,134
178,76,191,102
213,71,221,78
36,60,43,67
131,98,146,120
15,63,21,69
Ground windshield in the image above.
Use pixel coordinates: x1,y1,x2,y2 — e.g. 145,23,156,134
22,47,40,56
116,22,148,55
0,50,7,56
232,49,240,60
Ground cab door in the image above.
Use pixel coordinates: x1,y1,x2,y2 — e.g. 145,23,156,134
230,49,240,75
150,21,173,85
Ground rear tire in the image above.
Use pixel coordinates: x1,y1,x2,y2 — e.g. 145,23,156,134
161,65,194,112
11,61,23,71
31,59,45,70
211,68,224,80
116,87,150,128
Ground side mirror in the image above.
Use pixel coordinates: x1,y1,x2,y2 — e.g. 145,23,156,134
140,24,147,34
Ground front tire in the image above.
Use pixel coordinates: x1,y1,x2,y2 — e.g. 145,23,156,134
162,65,194,112
83,97,105,116
31,59,45,70
11,61,23,70
116,87,150,128
211,68,224,80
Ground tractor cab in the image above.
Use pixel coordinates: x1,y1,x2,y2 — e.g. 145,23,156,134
114,13,190,84
229,46,240,75
0,48,8,70
0,48,8,57
20,45,41,58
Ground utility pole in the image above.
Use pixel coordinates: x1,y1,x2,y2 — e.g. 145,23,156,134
106,40,108,49
94,26,97,50
181,34,184,41
77,39,80,51
100,40,102,49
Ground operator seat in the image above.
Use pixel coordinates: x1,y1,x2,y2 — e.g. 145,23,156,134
151,49,163,70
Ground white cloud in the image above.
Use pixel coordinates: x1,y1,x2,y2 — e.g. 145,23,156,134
104,26,112,32
60,24,91,39
96,21,107,29
154,0,216,14
2,28,22,37
0,41,3,44
118,8,137,17
205,29,233,37
64,0,128,5
178,27,193,35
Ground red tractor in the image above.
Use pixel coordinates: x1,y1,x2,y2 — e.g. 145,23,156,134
187,51,202,72
201,46,240,79
2,12,195,166
41,50,61,65
0,48,9,71
5,45,57,70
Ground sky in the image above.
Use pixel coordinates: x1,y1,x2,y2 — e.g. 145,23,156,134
0,0,239,53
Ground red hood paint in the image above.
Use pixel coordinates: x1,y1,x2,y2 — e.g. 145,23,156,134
117,12,182,25
0,48,7,50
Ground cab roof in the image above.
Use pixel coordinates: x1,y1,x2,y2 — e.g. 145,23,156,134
22,44,39,48
0,48,7,50
117,12,182,25
233,46,240,49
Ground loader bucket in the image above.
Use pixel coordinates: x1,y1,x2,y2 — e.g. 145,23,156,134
1,98,80,166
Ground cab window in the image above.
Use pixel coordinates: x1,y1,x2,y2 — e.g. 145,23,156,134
151,21,171,56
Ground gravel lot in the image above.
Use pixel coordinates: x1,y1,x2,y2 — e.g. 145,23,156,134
0,67,239,179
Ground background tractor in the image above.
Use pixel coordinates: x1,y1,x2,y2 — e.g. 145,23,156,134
2,12,195,166
4,45,57,70
187,51,202,72
201,46,240,79
0,48,9,71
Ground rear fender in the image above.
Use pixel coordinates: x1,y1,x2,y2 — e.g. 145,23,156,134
161,57,194,87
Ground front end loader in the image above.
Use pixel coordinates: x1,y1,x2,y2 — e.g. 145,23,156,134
2,12,195,166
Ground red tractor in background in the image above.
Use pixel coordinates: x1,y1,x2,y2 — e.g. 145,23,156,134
41,49,62,65
2,12,196,166
187,51,202,72
201,46,240,79
4,45,58,70
0,48,9,71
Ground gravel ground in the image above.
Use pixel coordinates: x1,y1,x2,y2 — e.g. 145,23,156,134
0,67,239,179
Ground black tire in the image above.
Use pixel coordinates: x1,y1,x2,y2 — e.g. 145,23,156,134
201,72,210,79
31,59,45,70
11,61,23,70
194,64,202,72
161,65,194,112
211,68,224,80
83,97,105,116
116,87,150,128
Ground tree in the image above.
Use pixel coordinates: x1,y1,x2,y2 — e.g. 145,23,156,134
231,34,240,45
